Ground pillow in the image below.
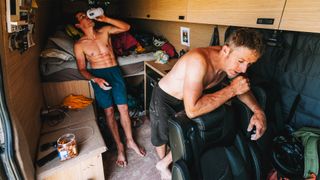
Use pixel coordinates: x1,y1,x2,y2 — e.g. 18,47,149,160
65,25,83,40
41,48,75,61
44,39,59,49
49,37,75,56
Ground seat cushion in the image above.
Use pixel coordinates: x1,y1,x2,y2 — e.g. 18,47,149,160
200,147,233,180
192,105,236,147
169,112,195,163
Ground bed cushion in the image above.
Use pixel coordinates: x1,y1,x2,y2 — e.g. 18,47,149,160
41,60,78,76
49,37,75,56
41,51,155,81
41,69,85,82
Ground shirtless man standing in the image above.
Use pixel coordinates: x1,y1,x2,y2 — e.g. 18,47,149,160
74,11,145,167
149,28,267,179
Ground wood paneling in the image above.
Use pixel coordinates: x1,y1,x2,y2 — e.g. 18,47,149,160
0,0,62,178
121,0,188,22
121,0,151,19
42,80,93,106
280,0,320,33
187,0,286,29
41,155,105,180
1,2,35,179
149,0,188,22
122,0,320,33
2,23,43,163
130,19,228,51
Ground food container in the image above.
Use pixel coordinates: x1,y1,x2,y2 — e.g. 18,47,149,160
57,133,78,161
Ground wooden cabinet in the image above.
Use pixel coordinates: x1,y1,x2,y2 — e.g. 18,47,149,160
279,0,320,33
120,0,187,21
144,60,177,110
121,0,151,19
149,0,188,21
187,0,286,29
120,0,320,33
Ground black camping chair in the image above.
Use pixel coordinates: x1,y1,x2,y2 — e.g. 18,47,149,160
169,86,275,180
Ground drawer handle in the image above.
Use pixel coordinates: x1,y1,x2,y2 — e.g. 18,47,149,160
256,18,274,25
147,14,150,18
179,16,185,20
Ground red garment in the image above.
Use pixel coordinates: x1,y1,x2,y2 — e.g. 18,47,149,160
161,42,176,57
112,32,138,56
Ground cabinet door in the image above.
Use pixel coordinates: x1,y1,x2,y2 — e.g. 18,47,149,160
280,0,320,33
121,0,151,19
187,0,286,29
149,0,188,21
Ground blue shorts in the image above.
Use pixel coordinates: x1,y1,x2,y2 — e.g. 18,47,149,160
89,66,127,109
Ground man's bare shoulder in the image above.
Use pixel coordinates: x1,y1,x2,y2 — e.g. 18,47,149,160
183,48,209,66
97,25,112,33
74,40,83,50
187,46,221,63
75,37,87,45
75,36,91,48
74,38,89,55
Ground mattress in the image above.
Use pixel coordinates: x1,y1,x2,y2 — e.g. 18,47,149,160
41,52,155,82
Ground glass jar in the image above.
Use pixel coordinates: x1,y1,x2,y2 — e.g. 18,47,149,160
57,133,78,161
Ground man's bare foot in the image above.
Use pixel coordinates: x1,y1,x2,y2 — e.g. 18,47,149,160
156,160,172,180
127,140,146,157
116,144,127,167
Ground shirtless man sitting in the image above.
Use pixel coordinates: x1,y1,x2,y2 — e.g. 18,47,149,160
149,28,267,179
73,11,145,167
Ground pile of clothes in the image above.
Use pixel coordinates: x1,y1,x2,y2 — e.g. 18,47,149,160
112,31,178,58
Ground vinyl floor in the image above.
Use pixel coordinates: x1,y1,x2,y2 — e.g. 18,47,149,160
102,117,162,180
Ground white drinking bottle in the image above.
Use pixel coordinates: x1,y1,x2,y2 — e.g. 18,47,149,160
87,7,104,19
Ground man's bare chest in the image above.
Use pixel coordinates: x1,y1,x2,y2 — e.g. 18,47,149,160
83,40,111,57
204,72,226,89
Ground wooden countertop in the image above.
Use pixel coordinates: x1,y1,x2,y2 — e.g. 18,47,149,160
144,59,178,77
41,105,96,134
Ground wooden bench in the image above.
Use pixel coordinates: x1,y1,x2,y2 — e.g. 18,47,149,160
36,105,107,180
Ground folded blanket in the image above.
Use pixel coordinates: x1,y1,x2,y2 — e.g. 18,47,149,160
50,36,75,56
